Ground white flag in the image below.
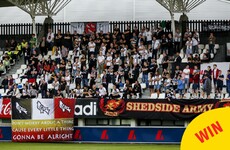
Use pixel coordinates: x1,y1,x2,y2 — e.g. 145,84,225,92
97,22,110,33
32,99,54,120
70,22,85,34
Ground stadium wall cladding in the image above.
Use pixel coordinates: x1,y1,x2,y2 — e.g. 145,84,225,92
0,126,185,143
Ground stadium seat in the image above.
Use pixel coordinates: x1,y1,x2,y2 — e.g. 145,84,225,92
210,53,214,59
69,83,76,90
150,93,158,99
1,68,6,75
51,55,56,60
47,51,53,56
15,78,21,84
175,93,180,99
182,58,188,63
198,44,204,50
38,55,43,60
17,84,23,89
108,83,114,95
200,53,204,60
158,93,165,99
138,72,143,79
215,44,220,49
184,93,191,99
28,78,36,83
210,93,215,99
193,53,199,58
202,49,207,53
44,55,49,60
179,53,184,59
12,74,18,79
222,87,227,94
140,83,146,89
159,54,163,59
36,78,41,84
69,50,73,56
214,49,217,54
0,88,5,94
157,58,162,64
48,84,54,89
21,78,28,84
225,93,229,98
16,69,23,75
37,93,42,99
21,64,27,70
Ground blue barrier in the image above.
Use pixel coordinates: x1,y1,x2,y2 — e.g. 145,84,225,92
0,127,12,141
73,127,185,143
0,126,185,143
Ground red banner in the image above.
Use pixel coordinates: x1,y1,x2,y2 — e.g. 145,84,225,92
54,98,75,119
85,22,96,34
0,98,11,119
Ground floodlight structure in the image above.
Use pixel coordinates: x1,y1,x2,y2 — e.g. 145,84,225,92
7,0,71,38
219,0,230,3
156,0,206,38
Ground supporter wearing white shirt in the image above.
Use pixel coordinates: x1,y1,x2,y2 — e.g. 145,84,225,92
46,28,54,49
97,52,105,74
192,35,199,54
145,28,153,49
146,29,152,42
65,71,71,95
186,37,193,57
100,43,106,55
120,47,126,56
152,36,160,60
99,84,107,97
138,41,145,56
52,77,59,93
110,85,120,99
183,65,190,90
175,29,181,53
88,38,96,55
106,53,113,69
163,74,171,91
133,52,140,65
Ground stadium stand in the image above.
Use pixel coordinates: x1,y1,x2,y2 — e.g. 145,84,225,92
0,27,229,101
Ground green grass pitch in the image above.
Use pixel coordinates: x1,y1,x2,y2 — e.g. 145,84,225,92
0,142,180,150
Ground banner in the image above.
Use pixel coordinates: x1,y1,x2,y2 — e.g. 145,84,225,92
96,22,109,33
0,126,185,143
71,22,110,34
73,127,185,143
11,98,75,142
74,98,98,118
70,22,85,34
0,98,11,119
202,22,230,31
97,98,226,120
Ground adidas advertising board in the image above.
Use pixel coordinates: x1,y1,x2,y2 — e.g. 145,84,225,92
74,99,97,118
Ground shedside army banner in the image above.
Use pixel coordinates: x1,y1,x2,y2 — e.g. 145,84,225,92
75,98,229,120
11,98,75,142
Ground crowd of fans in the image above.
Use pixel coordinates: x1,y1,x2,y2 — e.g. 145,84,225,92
0,25,230,100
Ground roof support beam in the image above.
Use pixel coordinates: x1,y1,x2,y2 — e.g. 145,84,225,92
7,0,71,40
156,0,206,38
